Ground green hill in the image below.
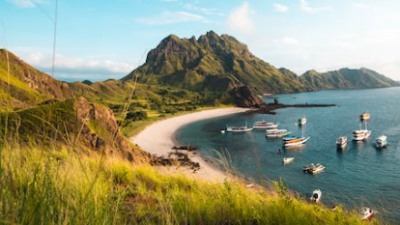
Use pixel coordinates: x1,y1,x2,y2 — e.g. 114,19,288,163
122,31,306,95
0,49,73,111
122,31,398,95
300,68,399,91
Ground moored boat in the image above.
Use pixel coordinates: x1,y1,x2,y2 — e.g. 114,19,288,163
361,207,375,220
220,129,226,134
253,120,279,129
352,130,371,141
336,136,347,149
310,189,322,203
283,136,310,147
266,129,290,138
282,157,295,164
303,163,325,174
360,111,370,121
375,135,387,148
226,122,253,132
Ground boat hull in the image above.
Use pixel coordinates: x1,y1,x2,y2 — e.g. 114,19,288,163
284,137,310,147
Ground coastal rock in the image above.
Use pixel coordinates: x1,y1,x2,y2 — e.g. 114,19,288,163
230,85,265,108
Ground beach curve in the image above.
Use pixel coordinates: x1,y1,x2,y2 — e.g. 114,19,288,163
130,107,250,182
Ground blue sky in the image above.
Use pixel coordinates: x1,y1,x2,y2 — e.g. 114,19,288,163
1,0,400,81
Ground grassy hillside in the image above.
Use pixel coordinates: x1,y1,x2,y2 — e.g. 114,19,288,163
0,144,378,224
0,49,73,111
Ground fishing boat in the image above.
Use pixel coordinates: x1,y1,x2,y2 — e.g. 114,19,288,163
352,130,371,141
253,120,279,129
310,189,322,203
298,117,307,126
360,111,370,121
336,136,348,149
303,163,325,174
283,136,310,147
361,207,375,220
282,157,295,164
266,129,290,138
375,135,387,148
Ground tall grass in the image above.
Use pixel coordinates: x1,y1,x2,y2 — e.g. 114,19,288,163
0,143,380,225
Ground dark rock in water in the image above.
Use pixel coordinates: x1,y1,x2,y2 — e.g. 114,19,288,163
230,85,265,108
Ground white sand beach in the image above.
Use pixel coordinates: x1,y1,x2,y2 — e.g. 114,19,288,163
131,107,250,182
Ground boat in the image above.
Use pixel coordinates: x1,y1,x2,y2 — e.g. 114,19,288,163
309,164,325,174
282,135,298,141
283,136,310,147
310,189,322,203
253,120,279,129
303,163,317,172
303,163,325,174
220,129,226,134
352,130,371,141
298,117,307,126
375,135,387,148
282,157,295,164
361,207,375,220
360,111,370,121
226,125,253,133
266,129,290,138
336,136,348,149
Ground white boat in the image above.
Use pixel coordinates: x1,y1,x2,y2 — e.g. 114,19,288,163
220,130,226,134
375,135,387,148
266,129,290,138
283,136,310,147
352,130,371,141
360,111,370,121
310,189,322,203
253,120,279,129
361,207,375,220
226,122,253,133
336,136,347,149
282,157,295,164
298,117,306,126
303,163,325,174
309,164,325,174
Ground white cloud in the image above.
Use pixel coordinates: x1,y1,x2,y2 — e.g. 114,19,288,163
183,3,224,16
18,51,134,80
226,2,255,36
8,0,44,8
300,0,332,13
273,3,288,13
281,37,299,45
135,11,210,25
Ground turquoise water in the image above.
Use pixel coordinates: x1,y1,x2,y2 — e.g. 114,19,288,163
176,87,400,222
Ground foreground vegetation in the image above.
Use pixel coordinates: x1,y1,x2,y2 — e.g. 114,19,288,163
0,144,379,224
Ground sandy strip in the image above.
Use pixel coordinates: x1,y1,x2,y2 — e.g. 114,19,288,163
131,108,250,182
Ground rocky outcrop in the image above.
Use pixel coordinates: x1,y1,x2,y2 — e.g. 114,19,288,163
73,97,143,161
229,85,265,108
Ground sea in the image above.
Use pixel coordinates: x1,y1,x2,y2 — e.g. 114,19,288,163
176,87,400,223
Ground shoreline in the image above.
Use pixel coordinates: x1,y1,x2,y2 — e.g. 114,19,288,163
130,107,251,182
